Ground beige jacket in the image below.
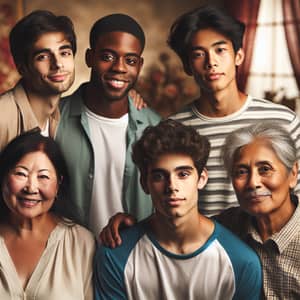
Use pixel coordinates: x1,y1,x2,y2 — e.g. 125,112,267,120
0,81,60,151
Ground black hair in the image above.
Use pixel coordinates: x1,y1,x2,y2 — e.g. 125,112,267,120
9,10,76,70
132,119,210,180
167,5,245,74
0,128,75,222
89,13,145,51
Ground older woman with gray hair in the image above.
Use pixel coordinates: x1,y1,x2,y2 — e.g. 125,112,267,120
219,121,300,299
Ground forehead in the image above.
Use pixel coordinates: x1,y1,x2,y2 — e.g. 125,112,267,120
190,28,233,49
93,31,142,54
234,139,281,165
15,151,54,169
32,31,71,51
149,153,196,171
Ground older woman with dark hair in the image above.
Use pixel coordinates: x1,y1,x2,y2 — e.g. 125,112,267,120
220,121,300,299
0,129,95,299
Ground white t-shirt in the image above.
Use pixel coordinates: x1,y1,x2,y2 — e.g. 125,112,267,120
40,118,50,137
85,106,128,236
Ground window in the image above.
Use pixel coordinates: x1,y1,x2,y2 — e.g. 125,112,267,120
246,0,298,99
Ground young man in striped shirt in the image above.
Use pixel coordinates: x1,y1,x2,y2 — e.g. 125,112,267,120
168,5,300,216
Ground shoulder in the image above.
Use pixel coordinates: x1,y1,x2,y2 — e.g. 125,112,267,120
128,96,161,123
214,207,250,239
214,221,262,299
0,88,17,109
214,222,259,263
60,222,96,252
249,96,297,115
96,222,146,266
60,84,86,112
133,105,162,124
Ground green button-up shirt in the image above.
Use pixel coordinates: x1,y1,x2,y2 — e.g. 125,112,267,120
56,83,161,227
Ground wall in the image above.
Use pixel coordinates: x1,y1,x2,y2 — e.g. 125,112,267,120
23,0,222,95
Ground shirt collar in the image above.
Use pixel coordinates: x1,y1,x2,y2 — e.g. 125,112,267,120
68,82,145,127
247,195,300,253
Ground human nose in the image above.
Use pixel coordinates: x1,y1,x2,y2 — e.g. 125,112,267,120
23,176,39,194
205,52,218,69
51,54,63,70
111,57,126,72
165,175,179,194
247,169,261,190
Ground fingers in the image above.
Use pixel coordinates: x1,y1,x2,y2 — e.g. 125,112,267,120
129,89,147,110
98,212,136,248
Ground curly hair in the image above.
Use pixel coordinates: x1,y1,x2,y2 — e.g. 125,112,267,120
132,119,210,179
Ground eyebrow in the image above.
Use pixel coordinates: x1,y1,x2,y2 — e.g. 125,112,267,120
235,161,272,168
14,165,28,171
99,48,141,57
32,44,73,57
150,165,194,173
191,40,229,51
14,165,50,172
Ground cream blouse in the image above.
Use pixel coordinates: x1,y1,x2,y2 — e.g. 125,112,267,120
0,222,95,300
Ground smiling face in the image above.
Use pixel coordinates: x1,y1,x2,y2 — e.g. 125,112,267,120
232,139,297,218
144,153,207,220
187,28,244,95
22,31,75,96
2,151,59,220
86,31,143,102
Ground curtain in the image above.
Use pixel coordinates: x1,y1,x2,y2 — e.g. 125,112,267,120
225,0,260,91
282,0,300,90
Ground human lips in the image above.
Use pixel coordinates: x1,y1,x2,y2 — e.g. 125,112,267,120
244,190,272,202
48,73,69,82
206,72,224,81
18,197,43,208
165,197,186,206
105,78,129,89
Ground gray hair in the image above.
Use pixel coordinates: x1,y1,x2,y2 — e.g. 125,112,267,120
222,122,297,177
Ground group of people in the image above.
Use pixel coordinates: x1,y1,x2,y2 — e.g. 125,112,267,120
0,4,299,300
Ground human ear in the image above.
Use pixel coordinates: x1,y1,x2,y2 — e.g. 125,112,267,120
197,168,208,190
85,49,93,68
136,56,144,75
235,48,245,66
289,162,298,189
140,175,149,194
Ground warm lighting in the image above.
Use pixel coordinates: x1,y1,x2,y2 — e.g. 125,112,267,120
246,0,298,100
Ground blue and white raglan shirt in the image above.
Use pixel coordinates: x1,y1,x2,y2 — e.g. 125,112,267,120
94,220,262,300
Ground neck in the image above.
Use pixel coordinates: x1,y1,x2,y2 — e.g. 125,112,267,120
5,212,57,239
255,199,296,242
84,83,129,118
195,86,247,118
149,211,214,255
25,88,60,130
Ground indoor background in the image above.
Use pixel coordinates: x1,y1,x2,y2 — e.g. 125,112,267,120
0,0,299,116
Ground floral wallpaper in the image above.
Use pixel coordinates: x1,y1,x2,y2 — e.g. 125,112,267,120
0,0,21,93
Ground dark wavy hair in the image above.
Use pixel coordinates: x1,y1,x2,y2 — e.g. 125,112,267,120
9,10,76,70
132,119,210,181
0,128,76,222
167,5,245,74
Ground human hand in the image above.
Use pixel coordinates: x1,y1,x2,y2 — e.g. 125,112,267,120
129,89,147,110
99,212,136,248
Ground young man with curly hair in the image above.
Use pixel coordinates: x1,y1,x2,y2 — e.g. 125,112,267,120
94,120,262,300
